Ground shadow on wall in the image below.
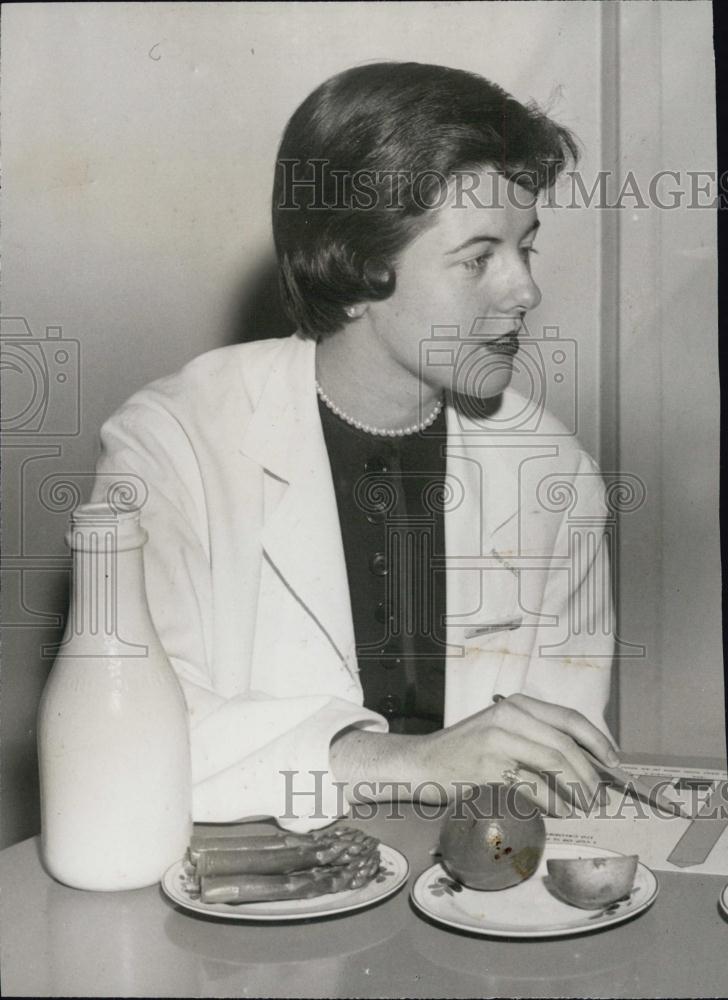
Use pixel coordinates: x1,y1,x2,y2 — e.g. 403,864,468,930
225,254,296,345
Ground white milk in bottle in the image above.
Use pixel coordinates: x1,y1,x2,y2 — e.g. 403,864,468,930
38,502,192,890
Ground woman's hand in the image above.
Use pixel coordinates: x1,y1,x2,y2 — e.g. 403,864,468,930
330,693,619,817
418,693,619,815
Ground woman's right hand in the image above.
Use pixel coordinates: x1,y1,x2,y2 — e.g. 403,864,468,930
416,693,619,815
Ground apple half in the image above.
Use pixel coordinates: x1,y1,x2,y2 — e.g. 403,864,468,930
546,854,639,909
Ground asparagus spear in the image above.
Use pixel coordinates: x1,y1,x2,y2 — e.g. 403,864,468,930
189,826,379,876
197,852,382,904
189,832,319,860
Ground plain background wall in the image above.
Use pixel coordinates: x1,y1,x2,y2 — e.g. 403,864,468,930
615,2,723,756
1,1,722,848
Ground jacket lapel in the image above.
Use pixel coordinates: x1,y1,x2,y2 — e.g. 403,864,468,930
239,337,357,677
444,409,524,638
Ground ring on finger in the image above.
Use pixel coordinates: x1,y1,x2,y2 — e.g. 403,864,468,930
501,766,523,786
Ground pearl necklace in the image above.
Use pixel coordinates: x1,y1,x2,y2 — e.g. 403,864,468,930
315,381,443,437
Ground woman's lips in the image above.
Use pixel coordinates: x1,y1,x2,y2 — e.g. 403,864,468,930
481,332,519,355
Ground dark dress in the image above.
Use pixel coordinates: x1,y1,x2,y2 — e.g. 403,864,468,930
318,398,448,734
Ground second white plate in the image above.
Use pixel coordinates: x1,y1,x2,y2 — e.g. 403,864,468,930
411,842,658,938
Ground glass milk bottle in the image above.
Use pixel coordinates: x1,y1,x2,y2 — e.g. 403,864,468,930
38,502,192,890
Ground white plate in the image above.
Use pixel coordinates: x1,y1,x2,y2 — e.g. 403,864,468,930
720,882,728,918
161,843,408,921
411,842,658,938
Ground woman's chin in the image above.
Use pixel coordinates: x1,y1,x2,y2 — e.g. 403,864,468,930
450,389,506,421
449,368,514,401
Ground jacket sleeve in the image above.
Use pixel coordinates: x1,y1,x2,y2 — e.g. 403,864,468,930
517,451,615,741
91,393,386,832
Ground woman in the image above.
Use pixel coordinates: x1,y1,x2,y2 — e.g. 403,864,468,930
92,62,617,831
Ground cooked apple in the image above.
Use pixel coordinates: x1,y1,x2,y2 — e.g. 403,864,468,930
439,783,546,891
546,855,639,909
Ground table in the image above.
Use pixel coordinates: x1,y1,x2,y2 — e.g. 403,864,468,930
2,756,727,998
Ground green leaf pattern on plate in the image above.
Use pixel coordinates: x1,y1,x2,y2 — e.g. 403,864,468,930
587,887,639,920
429,875,464,897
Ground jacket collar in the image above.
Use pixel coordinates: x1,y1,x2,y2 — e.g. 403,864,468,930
239,335,315,485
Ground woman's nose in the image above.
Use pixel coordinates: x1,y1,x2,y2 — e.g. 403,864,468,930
500,260,542,313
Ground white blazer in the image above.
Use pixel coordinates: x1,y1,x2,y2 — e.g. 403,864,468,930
92,334,614,830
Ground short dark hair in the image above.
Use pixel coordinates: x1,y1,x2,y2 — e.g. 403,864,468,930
271,61,579,339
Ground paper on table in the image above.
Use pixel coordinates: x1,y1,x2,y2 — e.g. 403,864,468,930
544,763,728,876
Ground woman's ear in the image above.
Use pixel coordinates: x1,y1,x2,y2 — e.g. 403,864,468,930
344,303,368,319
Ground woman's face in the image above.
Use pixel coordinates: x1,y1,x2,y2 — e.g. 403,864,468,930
365,170,542,401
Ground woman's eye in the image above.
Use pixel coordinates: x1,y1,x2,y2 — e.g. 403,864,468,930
462,246,538,274
462,252,492,273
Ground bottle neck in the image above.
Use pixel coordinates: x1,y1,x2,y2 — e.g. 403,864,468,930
67,531,153,646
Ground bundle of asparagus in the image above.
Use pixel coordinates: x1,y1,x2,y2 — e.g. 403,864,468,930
182,826,382,904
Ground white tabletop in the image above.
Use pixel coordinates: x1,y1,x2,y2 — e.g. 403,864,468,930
2,755,727,998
